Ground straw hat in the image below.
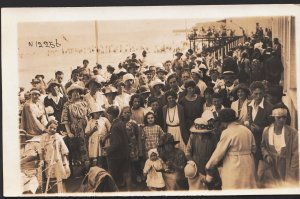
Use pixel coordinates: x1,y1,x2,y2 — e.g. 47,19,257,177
150,79,165,88
30,88,41,95
89,103,105,115
190,117,214,133
66,84,84,95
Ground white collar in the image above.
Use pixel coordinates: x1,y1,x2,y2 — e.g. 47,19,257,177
248,98,264,109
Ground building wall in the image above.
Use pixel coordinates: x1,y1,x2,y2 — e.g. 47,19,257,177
272,16,297,129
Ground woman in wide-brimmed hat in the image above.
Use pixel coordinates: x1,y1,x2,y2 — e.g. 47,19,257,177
230,83,251,123
157,133,188,190
206,108,257,189
185,117,221,190
61,84,89,175
103,85,120,111
260,104,299,188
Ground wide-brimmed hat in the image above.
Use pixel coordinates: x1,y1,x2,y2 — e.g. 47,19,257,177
184,160,198,179
150,79,165,88
85,75,106,88
123,73,135,82
104,86,118,95
191,68,202,78
158,133,180,147
190,117,214,133
66,84,84,95
156,66,168,75
175,52,183,57
218,108,237,123
46,80,60,92
231,83,250,97
89,102,105,115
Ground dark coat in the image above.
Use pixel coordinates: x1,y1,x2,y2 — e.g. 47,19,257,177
246,100,273,160
162,104,189,145
263,55,284,85
106,118,129,159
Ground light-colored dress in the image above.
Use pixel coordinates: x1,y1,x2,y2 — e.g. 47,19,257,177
85,117,111,158
40,133,70,193
206,122,257,189
143,158,165,189
166,105,186,153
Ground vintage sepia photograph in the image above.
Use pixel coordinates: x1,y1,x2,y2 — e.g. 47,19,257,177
2,5,300,196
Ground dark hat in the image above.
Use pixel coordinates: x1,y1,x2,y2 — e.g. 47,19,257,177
35,74,45,79
231,83,250,97
46,80,60,92
127,62,140,70
218,108,237,123
137,85,151,94
31,78,41,84
158,133,180,147
267,85,286,97
184,79,196,89
175,52,183,57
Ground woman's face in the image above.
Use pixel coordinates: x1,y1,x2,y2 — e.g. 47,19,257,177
132,98,141,109
125,79,134,87
168,77,178,90
71,89,81,100
237,89,247,100
106,93,116,101
274,115,287,127
186,86,195,95
122,108,131,120
31,93,40,103
50,85,60,96
47,123,57,135
167,95,176,107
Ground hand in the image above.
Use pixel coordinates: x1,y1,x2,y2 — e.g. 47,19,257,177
205,174,214,183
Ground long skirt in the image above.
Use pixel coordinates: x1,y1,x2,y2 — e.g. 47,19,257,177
167,126,187,153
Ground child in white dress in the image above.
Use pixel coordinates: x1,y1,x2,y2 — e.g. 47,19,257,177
85,103,111,169
143,148,166,191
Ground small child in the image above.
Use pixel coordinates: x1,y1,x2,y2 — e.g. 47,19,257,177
143,148,165,191
141,111,165,157
85,103,111,169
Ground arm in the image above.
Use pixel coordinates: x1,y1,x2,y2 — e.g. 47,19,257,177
185,137,193,161
206,130,231,171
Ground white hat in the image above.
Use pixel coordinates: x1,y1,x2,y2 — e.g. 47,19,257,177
86,75,106,87
89,102,105,114
66,84,84,95
123,73,135,82
104,85,118,95
196,57,203,62
190,117,214,133
148,148,159,158
150,79,165,88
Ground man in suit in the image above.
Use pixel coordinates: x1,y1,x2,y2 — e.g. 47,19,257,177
244,81,273,172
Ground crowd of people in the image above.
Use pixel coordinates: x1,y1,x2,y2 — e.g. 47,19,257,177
18,24,299,194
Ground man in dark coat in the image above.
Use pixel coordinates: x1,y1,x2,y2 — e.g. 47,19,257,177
222,51,239,76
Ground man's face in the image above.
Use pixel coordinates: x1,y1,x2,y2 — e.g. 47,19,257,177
168,77,178,90
251,88,264,104
56,74,64,83
212,98,222,109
